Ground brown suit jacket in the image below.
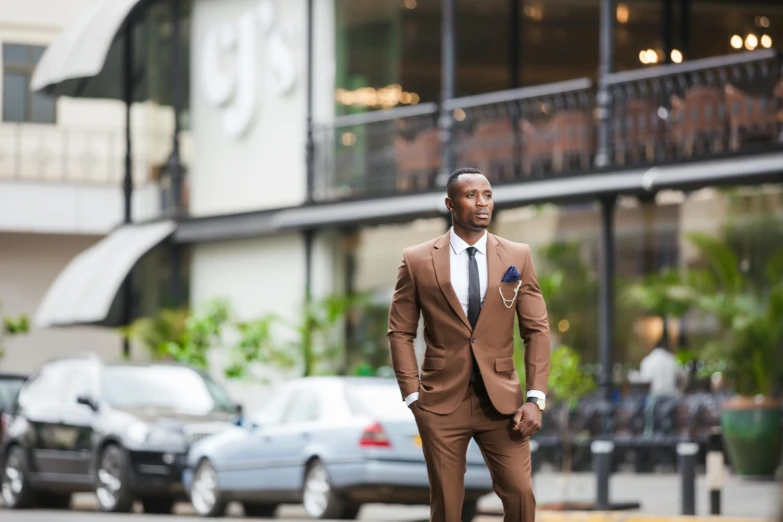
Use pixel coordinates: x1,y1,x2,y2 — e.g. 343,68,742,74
388,231,551,416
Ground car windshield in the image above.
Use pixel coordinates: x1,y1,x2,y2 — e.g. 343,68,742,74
101,365,236,414
344,380,412,420
0,377,25,411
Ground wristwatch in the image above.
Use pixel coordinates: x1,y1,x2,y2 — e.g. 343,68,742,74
526,396,546,411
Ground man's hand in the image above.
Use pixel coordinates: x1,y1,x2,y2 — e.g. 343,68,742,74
512,402,542,436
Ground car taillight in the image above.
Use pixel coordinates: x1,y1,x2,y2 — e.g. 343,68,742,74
359,422,391,448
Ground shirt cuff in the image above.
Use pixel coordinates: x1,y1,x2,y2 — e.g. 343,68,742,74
404,392,419,406
527,390,546,400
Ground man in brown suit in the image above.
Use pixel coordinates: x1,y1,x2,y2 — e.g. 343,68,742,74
388,168,551,522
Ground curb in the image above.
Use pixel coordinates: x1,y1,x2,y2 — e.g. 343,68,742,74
533,512,770,522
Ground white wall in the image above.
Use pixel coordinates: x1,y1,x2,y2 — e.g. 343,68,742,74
0,232,123,374
0,182,161,235
189,0,335,217
189,229,342,410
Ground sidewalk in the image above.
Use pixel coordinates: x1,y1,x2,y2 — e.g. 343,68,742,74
477,472,781,520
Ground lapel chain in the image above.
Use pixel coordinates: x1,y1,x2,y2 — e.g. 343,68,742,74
498,280,523,309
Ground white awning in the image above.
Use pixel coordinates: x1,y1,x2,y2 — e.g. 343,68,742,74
35,220,176,328
31,0,145,99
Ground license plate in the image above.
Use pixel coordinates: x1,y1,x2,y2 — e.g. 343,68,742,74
413,434,422,447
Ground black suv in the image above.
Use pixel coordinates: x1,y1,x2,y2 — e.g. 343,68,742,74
0,355,241,513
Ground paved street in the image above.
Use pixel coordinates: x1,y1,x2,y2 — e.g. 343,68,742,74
1,472,780,521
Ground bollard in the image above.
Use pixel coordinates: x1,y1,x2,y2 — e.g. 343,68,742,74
592,440,614,510
677,441,699,515
706,429,723,515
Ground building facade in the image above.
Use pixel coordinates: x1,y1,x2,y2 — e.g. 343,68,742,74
0,0,186,372
14,0,783,407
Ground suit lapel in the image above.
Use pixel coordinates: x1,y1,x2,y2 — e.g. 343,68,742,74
432,233,471,330
476,234,506,331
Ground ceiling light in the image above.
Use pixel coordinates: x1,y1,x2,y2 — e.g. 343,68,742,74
761,35,772,48
616,4,629,24
670,49,683,64
745,34,758,50
730,34,743,49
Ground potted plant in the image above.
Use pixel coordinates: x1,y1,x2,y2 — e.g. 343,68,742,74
633,232,783,477
682,232,783,478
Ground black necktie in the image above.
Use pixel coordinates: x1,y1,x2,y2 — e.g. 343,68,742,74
466,246,482,382
466,247,481,329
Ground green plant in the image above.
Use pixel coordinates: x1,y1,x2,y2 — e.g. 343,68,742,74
627,230,783,398
536,241,641,365
682,232,783,397
290,292,370,377
119,299,295,382
0,302,29,361
548,345,597,409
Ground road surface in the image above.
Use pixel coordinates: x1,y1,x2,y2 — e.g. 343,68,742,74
1,472,779,521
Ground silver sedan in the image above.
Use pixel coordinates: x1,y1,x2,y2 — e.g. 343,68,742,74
183,377,493,520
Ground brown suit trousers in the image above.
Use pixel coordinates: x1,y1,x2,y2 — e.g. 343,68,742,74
388,232,551,522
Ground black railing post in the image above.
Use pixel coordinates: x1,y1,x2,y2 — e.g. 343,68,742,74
168,0,184,307
122,19,134,359
305,0,315,202
677,441,698,515
438,0,456,185
595,0,615,168
599,196,616,403
592,440,614,510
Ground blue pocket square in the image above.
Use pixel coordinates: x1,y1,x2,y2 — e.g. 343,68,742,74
501,265,520,283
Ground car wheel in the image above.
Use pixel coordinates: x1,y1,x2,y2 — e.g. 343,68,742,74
141,497,175,514
243,502,278,517
302,460,352,520
462,499,478,521
1,445,35,509
190,459,226,517
95,444,135,513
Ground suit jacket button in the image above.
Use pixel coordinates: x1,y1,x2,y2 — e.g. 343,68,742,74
471,337,476,343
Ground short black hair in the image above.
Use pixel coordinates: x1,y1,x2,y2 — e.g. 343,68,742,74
446,167,484,196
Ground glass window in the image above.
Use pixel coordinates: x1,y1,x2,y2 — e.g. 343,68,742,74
248,385,295,426
2,43,56,124
17,362,72,408
0,376,26,412
2,72,27,122
280,389,321,424
344,381,411,420
62,363,99,407
100,364,236,414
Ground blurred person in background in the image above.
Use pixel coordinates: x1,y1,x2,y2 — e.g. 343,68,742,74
639,339,687,436
388,168,551,522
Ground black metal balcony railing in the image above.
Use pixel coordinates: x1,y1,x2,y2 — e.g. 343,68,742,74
313,49,783,202
607,49,783,167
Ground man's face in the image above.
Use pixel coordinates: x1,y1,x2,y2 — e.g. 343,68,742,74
445,173,494,231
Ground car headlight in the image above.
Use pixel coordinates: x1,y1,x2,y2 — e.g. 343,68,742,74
126,422,150,445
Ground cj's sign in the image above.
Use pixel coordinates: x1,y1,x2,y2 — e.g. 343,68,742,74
200,0,296,139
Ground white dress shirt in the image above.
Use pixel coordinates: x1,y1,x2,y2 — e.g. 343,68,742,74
405,228,546,406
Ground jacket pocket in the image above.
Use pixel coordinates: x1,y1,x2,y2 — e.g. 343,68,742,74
421,357,446,371
494,356,515,372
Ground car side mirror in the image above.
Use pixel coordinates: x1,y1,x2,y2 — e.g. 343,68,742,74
76,395,99,412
